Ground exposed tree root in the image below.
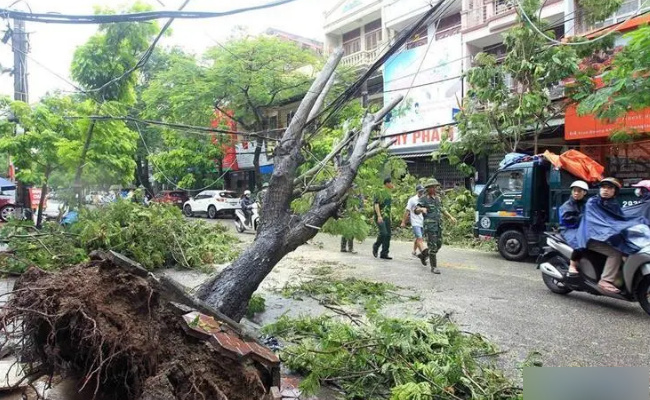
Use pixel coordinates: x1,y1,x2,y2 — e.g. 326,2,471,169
0,259,269,400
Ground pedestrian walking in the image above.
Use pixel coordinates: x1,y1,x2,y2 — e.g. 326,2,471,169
415,179,456,274
339,185,364,254
401,184,428,265
372,178,394,260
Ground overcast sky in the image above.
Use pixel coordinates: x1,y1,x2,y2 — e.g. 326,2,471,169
0,0,335,101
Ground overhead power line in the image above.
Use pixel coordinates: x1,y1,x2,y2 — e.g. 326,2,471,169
0,0,298,24
64,114,285,141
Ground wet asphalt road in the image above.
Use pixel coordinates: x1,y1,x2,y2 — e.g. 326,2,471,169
308,235,650,372
203,216,649,373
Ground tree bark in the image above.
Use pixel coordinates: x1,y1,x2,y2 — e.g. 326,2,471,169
35,173,49,229
74,118,98,209
252,136,264,190
197,50,403,321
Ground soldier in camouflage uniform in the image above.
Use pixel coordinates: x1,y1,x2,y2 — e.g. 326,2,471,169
415,179,456,274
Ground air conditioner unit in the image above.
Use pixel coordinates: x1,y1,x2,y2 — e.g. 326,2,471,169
549,84,565,100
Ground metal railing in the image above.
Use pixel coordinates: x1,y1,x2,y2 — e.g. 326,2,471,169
463,0,515,29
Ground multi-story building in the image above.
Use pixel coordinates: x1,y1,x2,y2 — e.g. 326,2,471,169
324,0,650,185
324,0,467,186
563,1,650,185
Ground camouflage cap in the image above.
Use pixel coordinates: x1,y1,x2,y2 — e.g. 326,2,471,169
424,178,440,188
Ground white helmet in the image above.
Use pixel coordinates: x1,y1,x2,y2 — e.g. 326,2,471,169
244,190,251,196
570,180,589,191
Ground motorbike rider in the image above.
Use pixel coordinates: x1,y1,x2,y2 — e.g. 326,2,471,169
559,180,589,276
583,178,625,293
632,180,650,201
240,190,255,226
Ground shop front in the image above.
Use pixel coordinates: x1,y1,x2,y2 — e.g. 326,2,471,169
565,105,650,185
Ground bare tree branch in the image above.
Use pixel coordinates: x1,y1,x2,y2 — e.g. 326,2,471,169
308,72,337,121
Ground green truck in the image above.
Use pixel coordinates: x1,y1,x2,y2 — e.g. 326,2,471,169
474,159,640,261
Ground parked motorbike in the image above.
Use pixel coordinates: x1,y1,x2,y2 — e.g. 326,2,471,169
538,232,650,316
233,202,259,233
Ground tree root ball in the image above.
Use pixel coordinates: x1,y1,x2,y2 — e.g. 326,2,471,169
2,262,268,400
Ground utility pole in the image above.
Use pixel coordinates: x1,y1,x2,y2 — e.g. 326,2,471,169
12,18,30,220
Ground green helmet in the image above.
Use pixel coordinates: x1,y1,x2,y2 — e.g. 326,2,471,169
424,178,440,188
262,182,269,188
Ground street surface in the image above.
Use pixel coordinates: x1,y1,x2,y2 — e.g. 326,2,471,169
191,218,650,376
1,216,647,383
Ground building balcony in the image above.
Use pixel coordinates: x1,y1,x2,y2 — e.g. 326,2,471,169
340,46,383,68
462,0,515,30
462,0,563,47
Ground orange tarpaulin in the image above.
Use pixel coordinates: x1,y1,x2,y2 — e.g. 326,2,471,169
542,150,604,183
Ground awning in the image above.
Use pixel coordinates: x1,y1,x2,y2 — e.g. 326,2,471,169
393,152,433,159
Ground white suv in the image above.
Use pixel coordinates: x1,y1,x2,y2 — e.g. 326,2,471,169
182,190,240,219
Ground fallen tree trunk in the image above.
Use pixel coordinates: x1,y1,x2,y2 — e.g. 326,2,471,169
197,49,402,321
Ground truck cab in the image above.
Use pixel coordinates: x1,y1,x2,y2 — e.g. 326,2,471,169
475,159,639,261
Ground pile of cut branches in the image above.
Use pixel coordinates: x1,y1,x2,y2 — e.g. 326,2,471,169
264,313,521,399
0,201,240,274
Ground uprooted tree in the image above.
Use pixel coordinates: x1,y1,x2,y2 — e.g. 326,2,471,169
196,50,403,321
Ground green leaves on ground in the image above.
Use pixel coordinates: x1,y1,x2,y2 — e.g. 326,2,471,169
246,293,267,319
280,277,411,306
75,201,239,270
0,201,240,273
263,314,521,399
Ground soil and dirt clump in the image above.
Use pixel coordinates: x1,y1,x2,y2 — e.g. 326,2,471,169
1,255,271,400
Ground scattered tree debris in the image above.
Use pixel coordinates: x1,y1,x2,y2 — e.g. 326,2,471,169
264,314,522,399
279,277,419,309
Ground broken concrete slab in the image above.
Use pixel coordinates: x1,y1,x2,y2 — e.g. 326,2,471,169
0,358,26,389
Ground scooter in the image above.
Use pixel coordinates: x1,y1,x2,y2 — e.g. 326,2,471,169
538,232,650,316
233,203,259,233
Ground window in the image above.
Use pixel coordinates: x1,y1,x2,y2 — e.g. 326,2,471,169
219,192,238,199
483,170,524,204
268,115,278,130
364,19,382,51
342,28,361,55
286,111,296,127
435,13,461,40
593,0,649,28
483,43,507,61
406,26,428,49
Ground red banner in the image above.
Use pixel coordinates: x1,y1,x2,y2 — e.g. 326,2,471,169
565,104,650,141
212,109,239,171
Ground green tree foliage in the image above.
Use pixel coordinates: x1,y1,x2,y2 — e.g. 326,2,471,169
0,201,240,273
71,2,159,104
0,95,80,225
263,314,519,399
147,129,225,190
60,100,138,187
142,35,321,190
68,2,159,200
439,0,579,172
578,0,623,24
572,25,650,141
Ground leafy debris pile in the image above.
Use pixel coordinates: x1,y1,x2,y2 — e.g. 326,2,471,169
264,314,521,400
0,201,240,274
279,277,419,310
